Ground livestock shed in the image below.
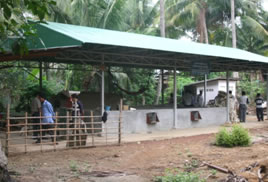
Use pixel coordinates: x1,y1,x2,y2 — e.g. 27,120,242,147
1,21,268,135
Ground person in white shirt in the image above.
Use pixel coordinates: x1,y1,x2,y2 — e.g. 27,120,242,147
196,90,204,107
238,91,249,122
183,90,193,107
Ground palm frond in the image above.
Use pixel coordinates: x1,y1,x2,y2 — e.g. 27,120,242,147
241,16,268,40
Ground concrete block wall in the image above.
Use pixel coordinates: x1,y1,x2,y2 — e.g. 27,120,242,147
107,107,227,134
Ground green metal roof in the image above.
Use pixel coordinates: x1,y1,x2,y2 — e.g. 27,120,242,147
1,21,268,72
38,22,268,63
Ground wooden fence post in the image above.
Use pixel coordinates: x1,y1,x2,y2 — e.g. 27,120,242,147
90,111,94,146
66,111,70,143
53,112,58,151
40,112,43,152
25,112,28,153
5,104,10,156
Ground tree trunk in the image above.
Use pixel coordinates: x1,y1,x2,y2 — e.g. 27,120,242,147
231,0,239,78
0,143,12,182
231,0,236,48
142,94,145,106
155,0,165,105
159,0,165,37
44,62,50,81
202,7,209,44
199,1,208,44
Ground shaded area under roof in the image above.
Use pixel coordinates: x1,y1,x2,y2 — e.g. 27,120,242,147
1,21,268,72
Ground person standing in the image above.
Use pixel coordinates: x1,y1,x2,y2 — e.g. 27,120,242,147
238,91,249,122
255,93,264,121
196,90,204,107
229,90,238,123
31,92,41,141
71,94,84,117
182,90,194,107
36,93,55,144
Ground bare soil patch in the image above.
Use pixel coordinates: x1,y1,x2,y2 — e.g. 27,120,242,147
7,125,268,182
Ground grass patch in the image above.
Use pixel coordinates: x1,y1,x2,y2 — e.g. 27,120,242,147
155,168,205,182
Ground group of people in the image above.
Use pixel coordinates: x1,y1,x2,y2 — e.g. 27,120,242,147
171,88,265,123
31,92,84,144
229,91,265,123
180,90,204,107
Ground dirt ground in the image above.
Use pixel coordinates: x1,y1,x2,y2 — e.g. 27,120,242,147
7,122,268,182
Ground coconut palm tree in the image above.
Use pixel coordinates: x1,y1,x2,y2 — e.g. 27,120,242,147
164,0,209,43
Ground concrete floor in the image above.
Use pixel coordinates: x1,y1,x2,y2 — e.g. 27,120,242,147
121,115,268,143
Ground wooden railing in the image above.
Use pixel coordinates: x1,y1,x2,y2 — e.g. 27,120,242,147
3,102,123,156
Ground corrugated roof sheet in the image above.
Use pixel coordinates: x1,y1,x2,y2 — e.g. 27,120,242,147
38,21,268,63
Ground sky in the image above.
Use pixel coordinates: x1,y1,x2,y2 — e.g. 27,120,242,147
263,0,268,10
152,0,268,11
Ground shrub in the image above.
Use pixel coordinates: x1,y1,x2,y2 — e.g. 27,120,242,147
215,128,233,147
154,171,205,182
231,125,251,146
215,125,251,147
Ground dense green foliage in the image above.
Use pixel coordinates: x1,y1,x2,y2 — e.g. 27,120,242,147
15,80,63,113
215,125,251,147
0,0,55,54
155,170,205,182
237,73,266,105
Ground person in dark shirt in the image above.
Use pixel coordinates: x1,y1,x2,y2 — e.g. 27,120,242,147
71,94,84,117
255,93,264,121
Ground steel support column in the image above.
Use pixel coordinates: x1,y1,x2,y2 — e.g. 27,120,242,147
101,70,105,115
39,61,42,92
161,69,164,105
267,74,268,119
226,71,230,122
204,74,207,106
173,67,177,129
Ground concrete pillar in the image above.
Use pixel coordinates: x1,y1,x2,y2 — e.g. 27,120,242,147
173,67,177,128
226,71,230,122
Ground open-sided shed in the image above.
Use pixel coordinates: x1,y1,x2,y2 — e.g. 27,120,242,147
1,21,268,128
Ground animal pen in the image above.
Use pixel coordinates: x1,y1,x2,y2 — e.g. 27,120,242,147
2,100,123,156
1,21,268,156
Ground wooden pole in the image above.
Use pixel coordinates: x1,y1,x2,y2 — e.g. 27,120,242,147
78,112,82,147
40,112,43,152
53,112,58,151
90,111,94,146
6,104,10,156
25,112,28,153
74,101,77,148
105,121,108,145
118,99,122,145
